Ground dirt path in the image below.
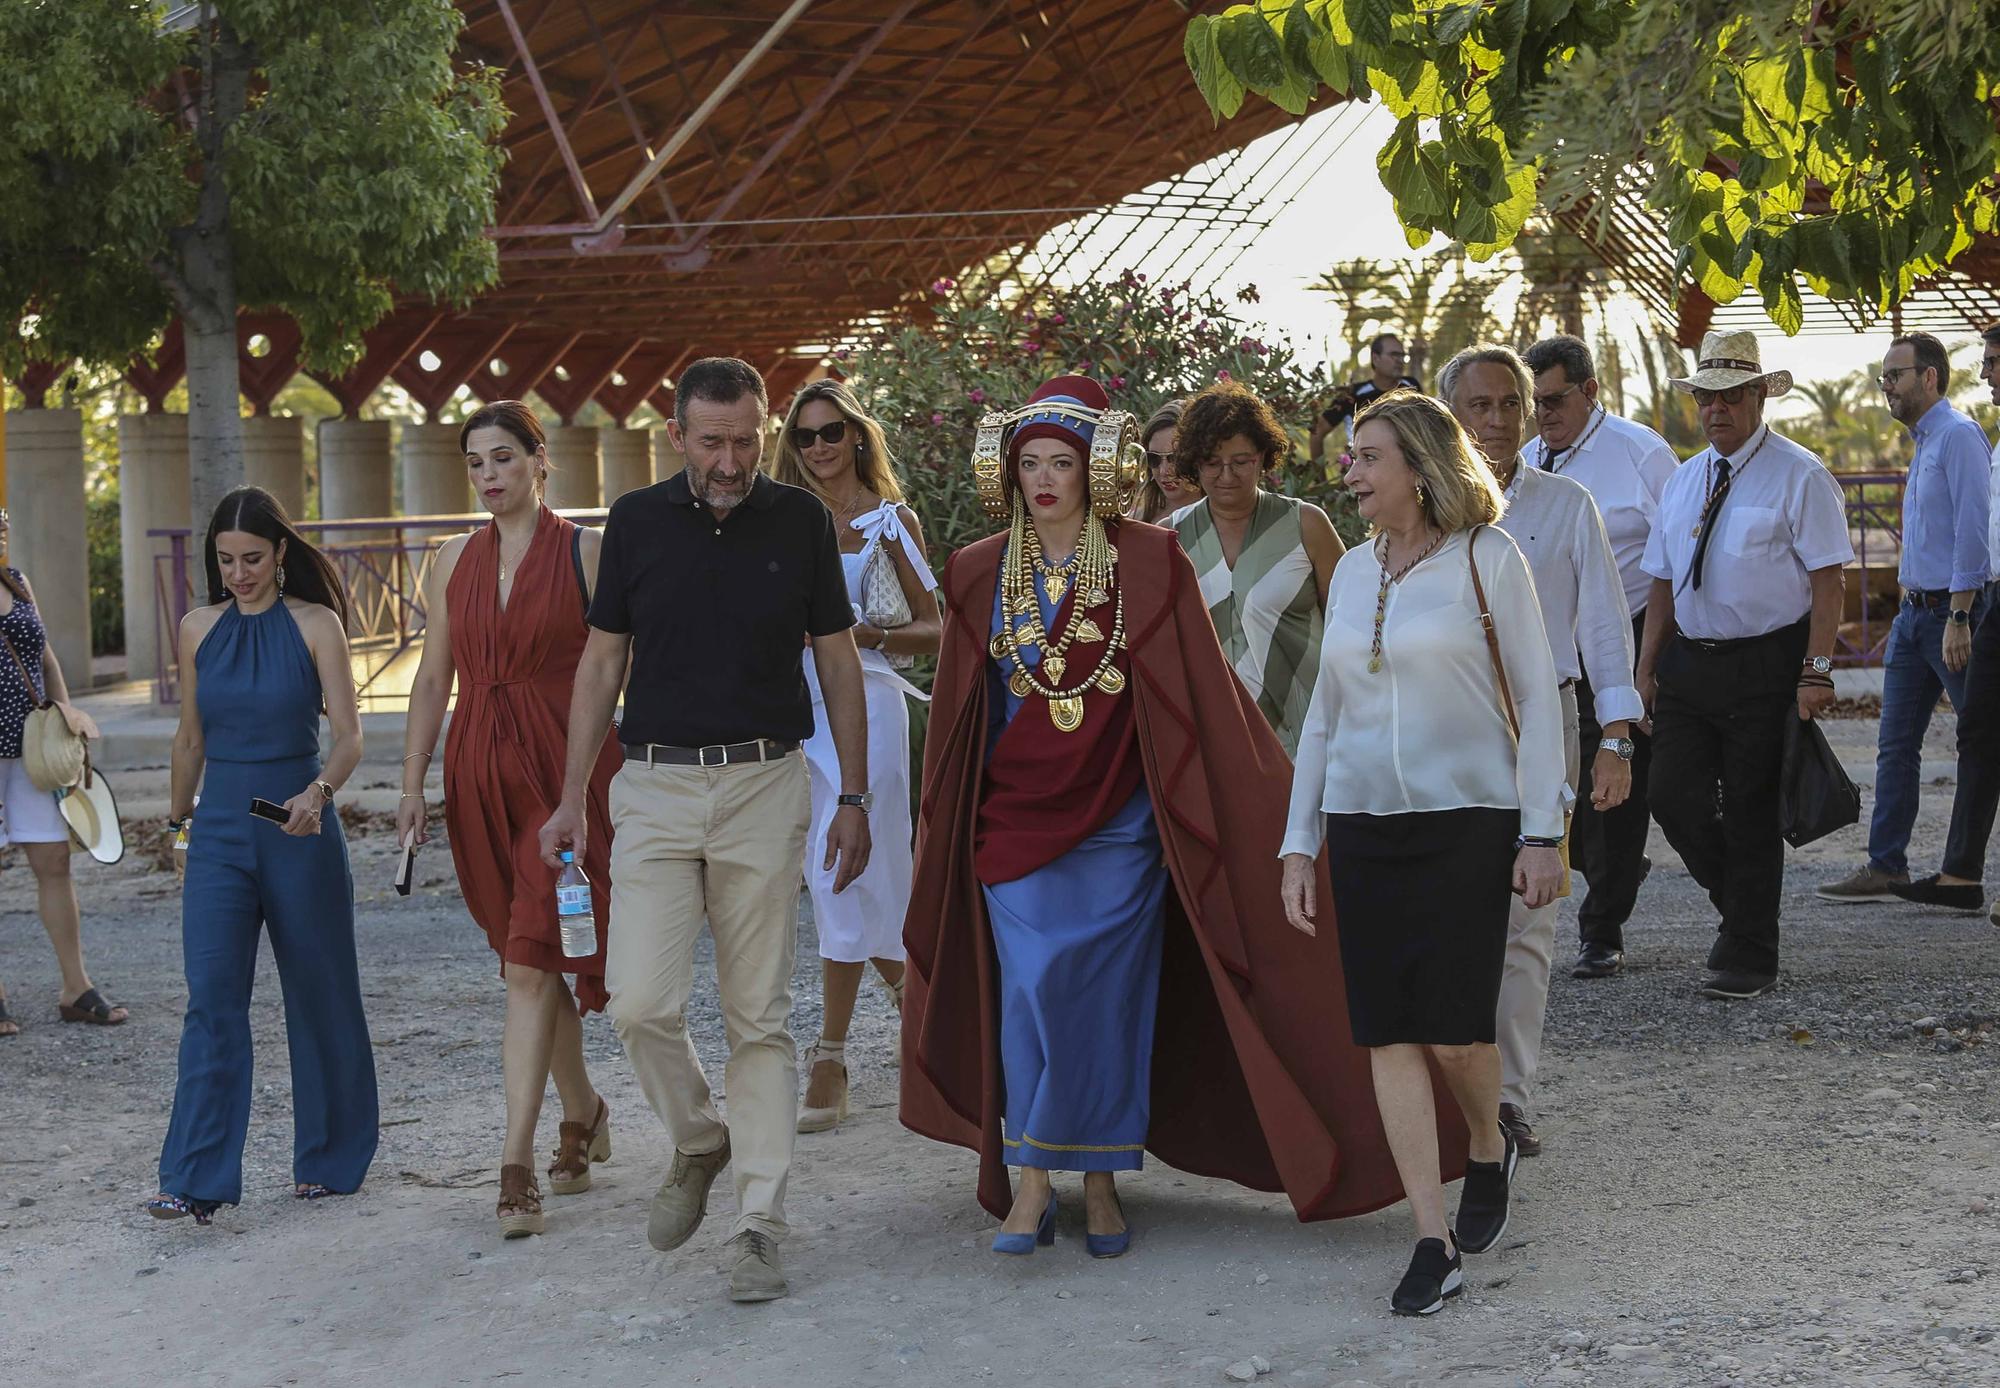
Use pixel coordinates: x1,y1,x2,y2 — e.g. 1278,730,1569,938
2,729,1997,1387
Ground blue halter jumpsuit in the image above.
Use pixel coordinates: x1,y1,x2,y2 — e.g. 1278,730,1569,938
157,601,378,1204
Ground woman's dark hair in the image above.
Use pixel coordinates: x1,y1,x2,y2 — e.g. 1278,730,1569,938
458,399,548,456
205,487,351,631
1141,399,1184,447
1172,380,1291,483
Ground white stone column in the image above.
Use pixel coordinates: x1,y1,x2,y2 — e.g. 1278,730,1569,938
241,415,306,520
316,418,394,519
544,425,602,509
651,426,686,484
5,409,91,687
599,427,651,502
399,421,469,516
116,413,191,689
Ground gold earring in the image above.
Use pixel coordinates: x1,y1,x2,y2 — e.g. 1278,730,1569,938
276,563,287,593
1414,483,1427,510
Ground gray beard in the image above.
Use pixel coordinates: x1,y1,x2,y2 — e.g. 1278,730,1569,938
695,477,748,510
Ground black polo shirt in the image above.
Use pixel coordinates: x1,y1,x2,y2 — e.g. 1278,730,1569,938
1322,374,1424,427
588,469,852,747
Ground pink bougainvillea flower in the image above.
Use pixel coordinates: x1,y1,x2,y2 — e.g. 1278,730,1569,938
930,412,946,426
1049,313,1066,326
1110,375,1127,390
1216,369,1233,382
931,277,956,294
1021,341,1042,354
966,387,986,404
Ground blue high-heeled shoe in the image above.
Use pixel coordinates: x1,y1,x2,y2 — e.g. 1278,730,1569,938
992,1192,1058,1255
1085,1195,1130,1259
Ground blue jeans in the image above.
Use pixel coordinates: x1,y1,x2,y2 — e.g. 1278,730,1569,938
1869,600,1978,876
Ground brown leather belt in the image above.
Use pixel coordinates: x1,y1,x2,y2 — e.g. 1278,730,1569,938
623,739,797,767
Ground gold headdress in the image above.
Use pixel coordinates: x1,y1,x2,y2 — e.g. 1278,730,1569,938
969,375,1142,520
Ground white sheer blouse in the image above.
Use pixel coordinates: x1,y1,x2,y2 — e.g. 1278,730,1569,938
1282,526,1569,856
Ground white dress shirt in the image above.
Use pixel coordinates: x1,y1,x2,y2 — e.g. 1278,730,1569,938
1496,464,1644,726
1640,425,1854,640
1283,526,1568,856
1524,408,1681,615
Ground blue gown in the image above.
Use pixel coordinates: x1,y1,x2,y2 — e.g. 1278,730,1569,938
981,574,1168,1172
158,601,378,1204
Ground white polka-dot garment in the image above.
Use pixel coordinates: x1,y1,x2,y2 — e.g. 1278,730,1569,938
0,569,50,760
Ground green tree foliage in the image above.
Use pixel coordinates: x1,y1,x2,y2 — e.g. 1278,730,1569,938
844,271,1358,557
0,1,506,531
1185,1,2000,335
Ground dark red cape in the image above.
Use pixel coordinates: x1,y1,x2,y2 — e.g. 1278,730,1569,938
900,521,1469,1222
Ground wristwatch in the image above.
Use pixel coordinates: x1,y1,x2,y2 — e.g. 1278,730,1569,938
837,792,874,813
1949,609,1973,627
1802,656,1832,675
314,779,335,803
1599,737,1635,761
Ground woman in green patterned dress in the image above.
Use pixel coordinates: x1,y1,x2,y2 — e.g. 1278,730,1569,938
1171,382,1344,757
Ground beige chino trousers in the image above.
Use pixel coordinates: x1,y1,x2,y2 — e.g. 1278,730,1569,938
604,753,810,1241
1498,682,1580,1117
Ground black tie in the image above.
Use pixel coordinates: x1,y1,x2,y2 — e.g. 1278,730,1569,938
1690,458,1732,591
1540,446,1562,472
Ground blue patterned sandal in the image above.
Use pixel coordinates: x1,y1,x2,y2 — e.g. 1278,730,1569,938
146,1193,220,1225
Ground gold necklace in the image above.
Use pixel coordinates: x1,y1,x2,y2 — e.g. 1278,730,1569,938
496,529,533,583
987,507,1125,732
1367,528,1446,674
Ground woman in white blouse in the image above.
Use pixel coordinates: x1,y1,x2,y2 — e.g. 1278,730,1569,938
1279,392,1565,1317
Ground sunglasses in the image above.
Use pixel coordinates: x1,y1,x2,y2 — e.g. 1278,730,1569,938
1145,449,1175,469
1532,383,1580,413
788,419,848,450
1691,385,1753,407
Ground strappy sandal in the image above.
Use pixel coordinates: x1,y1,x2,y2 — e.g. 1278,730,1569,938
547,1096,611,1195
293,1183,344,1201
145,1193,221,1225
497,1163,545,1238
880,972,906,1014
58,987,127,1026
797,1041,849,1134
0,995,18,1037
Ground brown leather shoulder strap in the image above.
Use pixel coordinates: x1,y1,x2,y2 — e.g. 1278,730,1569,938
1467,525,1520,741
0,625,44,707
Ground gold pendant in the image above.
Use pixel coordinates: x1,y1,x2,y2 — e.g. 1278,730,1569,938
990,631,1012,660
1084,587,1110,609
1042,572,1069,605
1368,655,1383,674
1075,617,1105,644
1096,664,1126,695
1011,593,1037,616
1008,669,1032,698
1043,653,1067,684
1049,695,1085,733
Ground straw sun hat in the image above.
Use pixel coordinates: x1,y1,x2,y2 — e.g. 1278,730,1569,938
1669,329,1794,397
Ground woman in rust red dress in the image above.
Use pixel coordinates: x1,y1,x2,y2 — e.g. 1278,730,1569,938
397,400,622,1239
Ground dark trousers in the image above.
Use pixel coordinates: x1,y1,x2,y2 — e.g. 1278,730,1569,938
1943,583,2000,881
1646,619,1809,976
1573,610,1653,950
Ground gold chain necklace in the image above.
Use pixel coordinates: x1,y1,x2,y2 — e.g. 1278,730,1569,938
496,529,533,583
987,508,1126,732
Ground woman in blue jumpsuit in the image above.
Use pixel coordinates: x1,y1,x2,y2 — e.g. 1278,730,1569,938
148,487,377,1223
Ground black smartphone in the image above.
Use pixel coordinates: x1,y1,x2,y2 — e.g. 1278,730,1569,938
249,797,291,824
393,836,418,896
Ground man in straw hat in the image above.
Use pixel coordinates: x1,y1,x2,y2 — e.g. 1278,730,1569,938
1818,332,1990,906
1635,330,1852,999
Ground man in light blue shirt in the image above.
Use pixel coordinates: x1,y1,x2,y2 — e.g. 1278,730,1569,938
1820,332,1991,902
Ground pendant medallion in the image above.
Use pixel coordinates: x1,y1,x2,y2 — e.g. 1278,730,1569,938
1049,695,1085,733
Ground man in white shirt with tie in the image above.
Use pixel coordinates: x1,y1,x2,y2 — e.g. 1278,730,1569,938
1636,331,1853,1000
1443,344,1639,1158
1522,335,1681,981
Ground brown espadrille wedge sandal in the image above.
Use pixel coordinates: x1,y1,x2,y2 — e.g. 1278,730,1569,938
547,1096,610,1196
497,1164,545,1238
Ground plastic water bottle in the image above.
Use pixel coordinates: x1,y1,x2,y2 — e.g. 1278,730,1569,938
555,851,596,958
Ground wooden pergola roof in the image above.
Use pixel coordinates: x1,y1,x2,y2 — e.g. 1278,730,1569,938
351,0,1331,417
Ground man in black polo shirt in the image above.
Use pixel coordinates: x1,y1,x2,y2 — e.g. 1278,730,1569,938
541,357,870,1303
1307,331,1424,462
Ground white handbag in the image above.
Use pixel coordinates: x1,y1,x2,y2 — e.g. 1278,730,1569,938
860,540,915,670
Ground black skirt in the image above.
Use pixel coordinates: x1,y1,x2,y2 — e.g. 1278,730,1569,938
1324,807,1519,1047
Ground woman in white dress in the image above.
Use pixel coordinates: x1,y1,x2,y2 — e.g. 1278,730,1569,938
771,380,942,1131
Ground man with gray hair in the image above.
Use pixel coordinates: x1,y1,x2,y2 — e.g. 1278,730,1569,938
1522,335,1681,980
1443,344,1640,1158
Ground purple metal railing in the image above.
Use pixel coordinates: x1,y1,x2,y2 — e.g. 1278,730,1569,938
147,510,608,704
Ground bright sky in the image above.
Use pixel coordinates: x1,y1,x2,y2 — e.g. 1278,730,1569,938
1043,103,1904,412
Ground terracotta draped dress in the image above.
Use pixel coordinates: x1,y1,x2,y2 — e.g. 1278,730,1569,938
443,506,621,1012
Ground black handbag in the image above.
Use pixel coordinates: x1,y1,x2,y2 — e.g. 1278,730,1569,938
1780,713,1861,848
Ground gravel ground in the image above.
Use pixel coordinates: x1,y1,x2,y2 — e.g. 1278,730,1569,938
1,716,1997,1388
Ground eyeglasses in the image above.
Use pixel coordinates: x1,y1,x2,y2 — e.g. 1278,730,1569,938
1532,383,1581,413
787,420,848,450
1691,385,1753,407
1877,366,1923,390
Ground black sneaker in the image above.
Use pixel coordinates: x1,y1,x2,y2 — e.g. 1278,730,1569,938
1390,1237,1464,1316
1888,875,1986,913
1453,1127,1518,1254
1700,967,1776,1000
